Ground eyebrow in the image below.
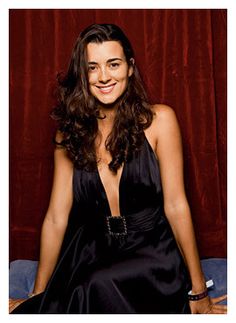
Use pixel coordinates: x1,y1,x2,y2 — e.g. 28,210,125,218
88,58,123,65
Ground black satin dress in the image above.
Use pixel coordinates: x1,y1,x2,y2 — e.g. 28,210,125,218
12,136,191,314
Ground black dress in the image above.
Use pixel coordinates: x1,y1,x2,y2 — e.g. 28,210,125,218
12,136,191,314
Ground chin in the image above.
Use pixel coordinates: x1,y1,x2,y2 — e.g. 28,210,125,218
99,98,117,105
95,92,127,107
94,94,120,106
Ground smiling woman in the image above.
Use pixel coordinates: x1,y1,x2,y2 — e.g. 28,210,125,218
87,41,134,105
10,23,227,314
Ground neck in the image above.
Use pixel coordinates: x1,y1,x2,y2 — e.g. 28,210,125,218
96,108,116,141
98,103,117,123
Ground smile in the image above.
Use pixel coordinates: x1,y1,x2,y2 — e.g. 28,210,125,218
96,83,116,94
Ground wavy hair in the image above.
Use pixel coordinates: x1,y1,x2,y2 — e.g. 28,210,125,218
51,23,153,173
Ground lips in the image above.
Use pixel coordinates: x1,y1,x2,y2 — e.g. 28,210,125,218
96,83,116,94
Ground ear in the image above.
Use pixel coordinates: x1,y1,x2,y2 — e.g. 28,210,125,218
128,58,135,77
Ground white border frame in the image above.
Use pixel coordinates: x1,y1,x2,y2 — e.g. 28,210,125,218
1,1,235,322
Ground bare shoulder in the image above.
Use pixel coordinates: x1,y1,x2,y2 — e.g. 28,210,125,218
145,104,182,158
147,104,180,137
151,104,178,124
145,104,179,154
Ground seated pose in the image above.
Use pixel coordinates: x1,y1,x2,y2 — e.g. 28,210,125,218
10,23,227,314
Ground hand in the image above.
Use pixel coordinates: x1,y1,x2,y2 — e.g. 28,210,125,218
189,294,227,314
9,298,26,313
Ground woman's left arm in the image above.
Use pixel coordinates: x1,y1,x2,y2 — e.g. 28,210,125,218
152,104,227,314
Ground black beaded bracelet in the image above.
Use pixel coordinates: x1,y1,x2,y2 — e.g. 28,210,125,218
188,289,208,301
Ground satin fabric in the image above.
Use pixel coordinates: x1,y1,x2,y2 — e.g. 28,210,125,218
12,136,191,314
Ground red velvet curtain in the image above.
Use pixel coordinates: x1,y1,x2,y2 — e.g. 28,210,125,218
9,9,227,261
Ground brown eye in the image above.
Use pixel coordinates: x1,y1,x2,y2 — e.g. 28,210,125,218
110,63,120,69
88,65,97,72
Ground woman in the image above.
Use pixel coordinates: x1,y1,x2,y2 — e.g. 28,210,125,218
10,23,227,314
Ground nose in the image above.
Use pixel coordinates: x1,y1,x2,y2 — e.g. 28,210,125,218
98,67,111,83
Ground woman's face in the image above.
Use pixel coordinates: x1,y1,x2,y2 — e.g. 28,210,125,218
86,41,133,106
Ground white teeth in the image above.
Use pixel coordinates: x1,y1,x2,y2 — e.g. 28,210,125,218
99,85,114,89
97,84,115,94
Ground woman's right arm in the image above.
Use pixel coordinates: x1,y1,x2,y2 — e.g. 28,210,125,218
32,134,73,294
9,133,73,313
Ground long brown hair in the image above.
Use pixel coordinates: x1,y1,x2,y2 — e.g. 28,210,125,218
51,24,153,173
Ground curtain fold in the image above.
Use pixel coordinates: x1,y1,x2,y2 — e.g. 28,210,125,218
9,9,227,260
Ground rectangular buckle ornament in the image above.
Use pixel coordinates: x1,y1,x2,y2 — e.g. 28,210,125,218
106,216,127,236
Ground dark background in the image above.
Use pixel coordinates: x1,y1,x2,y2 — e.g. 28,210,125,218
9,9,227,261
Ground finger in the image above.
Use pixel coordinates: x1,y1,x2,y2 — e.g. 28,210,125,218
9,301,16,309
9,304,17,313
9,299,15,305
9,300,23,313
210,308,227,314
10,302,18,311
211,294,227,304
212,304,227,310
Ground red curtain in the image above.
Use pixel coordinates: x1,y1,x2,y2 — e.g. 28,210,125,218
9,9,227,261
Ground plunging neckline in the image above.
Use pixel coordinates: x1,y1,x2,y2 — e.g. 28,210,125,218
96,160,126,218
95,135,157,218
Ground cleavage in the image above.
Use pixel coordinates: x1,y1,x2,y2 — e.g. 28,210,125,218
96,148,124,218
